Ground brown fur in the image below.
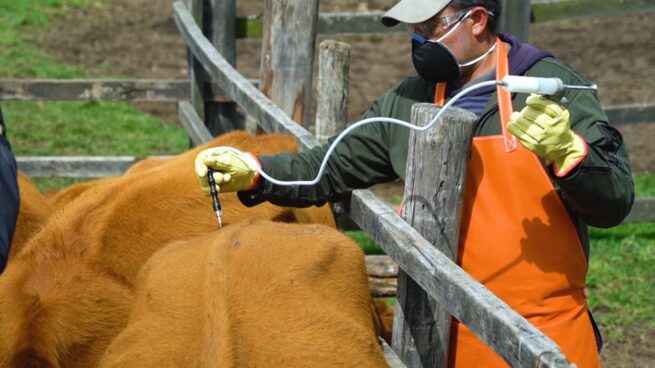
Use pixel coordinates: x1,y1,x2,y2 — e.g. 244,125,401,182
9,173,53,259
0,132,335,368
45,177,111,210
99,220,387,368
371,299,394,344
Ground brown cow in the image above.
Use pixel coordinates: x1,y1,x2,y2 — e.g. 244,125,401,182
8,173,53,259
0,131,335,368
99,220,387,368
45,177,113,210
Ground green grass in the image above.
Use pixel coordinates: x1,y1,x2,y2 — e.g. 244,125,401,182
0,0,100,78
346,231,386,255
634,172,655,196
6,101,187,157
587,222,655,340
0,0,188,191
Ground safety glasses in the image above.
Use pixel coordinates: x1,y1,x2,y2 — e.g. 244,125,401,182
412,8,471,38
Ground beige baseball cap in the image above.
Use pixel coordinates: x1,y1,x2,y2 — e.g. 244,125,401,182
381,0,452,27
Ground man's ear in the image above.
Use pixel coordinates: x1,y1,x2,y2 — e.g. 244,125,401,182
469,7,489,36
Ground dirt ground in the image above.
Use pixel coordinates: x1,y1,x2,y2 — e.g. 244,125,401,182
33,1,654,366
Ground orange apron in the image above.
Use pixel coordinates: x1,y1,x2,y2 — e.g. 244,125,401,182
428,39,599,367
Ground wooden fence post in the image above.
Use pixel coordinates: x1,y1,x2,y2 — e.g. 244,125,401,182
392,104,477,367
315,39,358,230
315,40,350,144
259,0,319,131
187,0,241,141
499,0,531,42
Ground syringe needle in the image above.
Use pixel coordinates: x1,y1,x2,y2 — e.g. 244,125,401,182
207,168,223,229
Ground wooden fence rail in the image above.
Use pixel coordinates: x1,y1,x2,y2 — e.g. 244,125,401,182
0,78,259,102
14,154,655,224
2,79,653,127
15,156,168,178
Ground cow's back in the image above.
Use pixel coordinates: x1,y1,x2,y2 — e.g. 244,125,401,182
100,220,386,368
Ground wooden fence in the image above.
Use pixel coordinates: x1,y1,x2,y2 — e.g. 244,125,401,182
2,0,654,366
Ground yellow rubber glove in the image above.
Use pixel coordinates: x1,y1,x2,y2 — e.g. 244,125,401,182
508,94,587,177
194,147,261,194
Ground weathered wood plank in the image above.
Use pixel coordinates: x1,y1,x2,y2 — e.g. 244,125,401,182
259,0,318,129
348,189,573,367
15,153,655,226
173,1,319,150
236,11,394,39
189,0,242,135
365,255,398,278
499,0,531,42
317,11,393,36
624,196,655,223
0,79,190,102
393,105,477,367
205,0,241,134
2,79,653,128
177,101,213,146
315,39,353,231
16,156,167,178
0,79,259,102
606,103,655,126
189,0,207,123
209,0,236,67
315,40,350,145
531,0,655,22
380,338,408,368
369,277,398,297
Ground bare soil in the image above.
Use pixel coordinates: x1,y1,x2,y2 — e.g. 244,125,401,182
33,1,655,366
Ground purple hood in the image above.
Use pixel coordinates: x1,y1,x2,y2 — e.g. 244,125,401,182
469,33,554,96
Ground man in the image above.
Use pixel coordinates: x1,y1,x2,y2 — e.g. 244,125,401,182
195,0,634,366
0,105,19,274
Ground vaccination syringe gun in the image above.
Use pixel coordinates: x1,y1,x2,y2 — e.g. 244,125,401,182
204,76,597,228
498,75,598,104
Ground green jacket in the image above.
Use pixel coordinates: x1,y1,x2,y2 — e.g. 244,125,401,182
240,51,635,256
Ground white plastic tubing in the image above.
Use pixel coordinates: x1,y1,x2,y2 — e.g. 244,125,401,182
219,76,586,187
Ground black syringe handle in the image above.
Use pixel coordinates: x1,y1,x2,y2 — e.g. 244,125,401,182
207,168,222,216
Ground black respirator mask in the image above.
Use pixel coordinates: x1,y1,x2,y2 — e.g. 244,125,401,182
411,9,496,83
411,33,461,83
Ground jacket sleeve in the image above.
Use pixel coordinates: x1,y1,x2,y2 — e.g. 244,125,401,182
547,73,635,228
238,98,399,208
0,108,19,273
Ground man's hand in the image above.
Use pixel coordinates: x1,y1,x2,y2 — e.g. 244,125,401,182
508,94,587,176
194,147,261,193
